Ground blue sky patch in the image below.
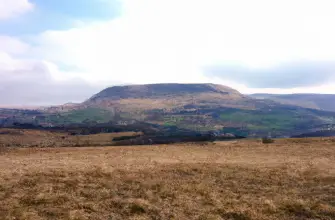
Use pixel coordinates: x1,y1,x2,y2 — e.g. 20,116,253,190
0,0,121,35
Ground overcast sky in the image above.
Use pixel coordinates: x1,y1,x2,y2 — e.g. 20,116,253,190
1,0,335,105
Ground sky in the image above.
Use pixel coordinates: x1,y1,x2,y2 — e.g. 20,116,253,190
1,0,335,105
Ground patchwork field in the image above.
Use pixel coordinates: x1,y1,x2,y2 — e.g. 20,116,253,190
0,137,334,219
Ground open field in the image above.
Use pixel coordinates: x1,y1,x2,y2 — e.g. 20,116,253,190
0,138,335,219
0,129,141,148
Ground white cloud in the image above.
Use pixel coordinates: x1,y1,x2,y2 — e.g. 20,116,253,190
205,61,335,88
29,0,335,93
0,0,334,106
0,52,102,105
0,0,33,20
208,77,335,94
0,35,30,55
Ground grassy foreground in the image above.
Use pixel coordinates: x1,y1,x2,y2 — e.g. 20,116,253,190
0,138,334,219
0,129,141,148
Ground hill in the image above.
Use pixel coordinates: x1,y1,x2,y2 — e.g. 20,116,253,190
251,93,335,112
89,83,243,100
84,83,257,111
1,83,335,137
81,84,335,137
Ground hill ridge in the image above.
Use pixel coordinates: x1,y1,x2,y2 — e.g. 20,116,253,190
250,93,335,111
88,83,242,101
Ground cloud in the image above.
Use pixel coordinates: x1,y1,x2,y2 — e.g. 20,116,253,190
30,0,335,87
0,52,103,106
2,0,335,106
204,61,335,88
0,0,33,20
0,35,30,54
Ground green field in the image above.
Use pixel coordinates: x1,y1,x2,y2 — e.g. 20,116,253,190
45,108,114,124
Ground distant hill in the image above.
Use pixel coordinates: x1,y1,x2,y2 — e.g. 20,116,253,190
292,130,335,138
250,93,335,112
84,83,257,111
2,83,335,137
89,83,242,100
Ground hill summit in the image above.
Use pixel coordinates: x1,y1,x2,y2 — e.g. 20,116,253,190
88,83,243,101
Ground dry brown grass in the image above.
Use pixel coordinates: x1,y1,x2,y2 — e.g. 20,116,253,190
0,138,334,219
0,129,141,148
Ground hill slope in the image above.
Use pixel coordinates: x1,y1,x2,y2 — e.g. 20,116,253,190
84,83,257,111
251,93,335,112
2,84,335,137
